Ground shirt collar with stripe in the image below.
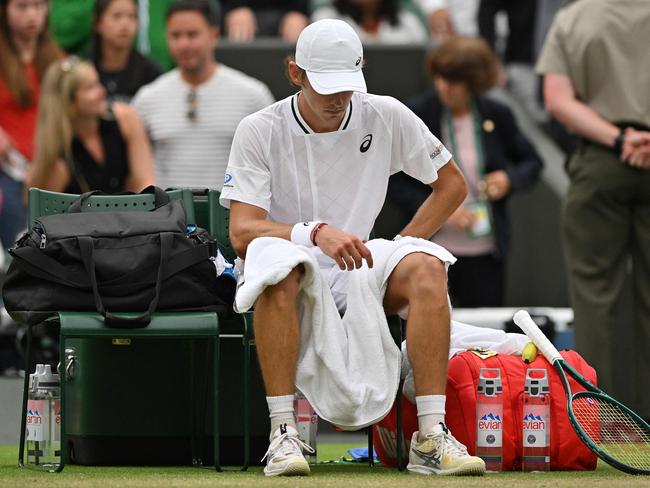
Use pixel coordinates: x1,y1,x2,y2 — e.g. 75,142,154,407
290,93,353,135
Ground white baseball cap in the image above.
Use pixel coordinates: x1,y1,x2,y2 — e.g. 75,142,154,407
295,19,367,95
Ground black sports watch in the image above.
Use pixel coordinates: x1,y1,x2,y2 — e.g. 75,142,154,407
613,128,625,156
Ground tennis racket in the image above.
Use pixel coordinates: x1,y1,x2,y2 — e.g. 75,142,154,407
513,310,650,475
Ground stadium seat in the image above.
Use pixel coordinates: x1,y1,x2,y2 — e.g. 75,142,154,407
17,188,222,472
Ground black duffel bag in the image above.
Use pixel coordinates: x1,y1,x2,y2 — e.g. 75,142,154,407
2,187,235,328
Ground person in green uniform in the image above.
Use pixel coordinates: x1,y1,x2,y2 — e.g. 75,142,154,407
537,0,650,418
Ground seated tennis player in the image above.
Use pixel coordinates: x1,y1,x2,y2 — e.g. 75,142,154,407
220,19,486,478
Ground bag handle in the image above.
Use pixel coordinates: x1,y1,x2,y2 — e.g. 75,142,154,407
68,186,170,213
77,233,172,328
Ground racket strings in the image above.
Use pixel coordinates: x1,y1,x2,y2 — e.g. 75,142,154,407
573,396,650,471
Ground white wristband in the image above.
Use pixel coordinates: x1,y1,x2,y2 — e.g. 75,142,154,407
291,221,321,247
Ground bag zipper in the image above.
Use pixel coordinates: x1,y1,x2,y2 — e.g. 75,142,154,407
34,225,47,248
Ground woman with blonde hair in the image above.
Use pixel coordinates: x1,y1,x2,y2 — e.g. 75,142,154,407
0,0,61,248
29,57,154,194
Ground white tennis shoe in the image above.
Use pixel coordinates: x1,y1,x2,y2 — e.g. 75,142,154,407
407,423,486,476
262,424,314,477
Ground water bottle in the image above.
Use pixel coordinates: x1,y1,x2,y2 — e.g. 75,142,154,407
522,368,550,472
476,368,503,471
294,391,317,464
25,364,61,471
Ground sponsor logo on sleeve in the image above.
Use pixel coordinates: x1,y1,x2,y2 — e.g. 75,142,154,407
429,144,442,160
223,173,234,188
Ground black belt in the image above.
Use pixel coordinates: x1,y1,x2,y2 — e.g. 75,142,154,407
614,121,650,132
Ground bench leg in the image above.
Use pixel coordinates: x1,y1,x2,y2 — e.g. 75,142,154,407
18,325,32,468
213,336,221,471
242,314,251,471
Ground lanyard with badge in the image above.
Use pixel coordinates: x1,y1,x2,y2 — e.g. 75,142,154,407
443,101,493,239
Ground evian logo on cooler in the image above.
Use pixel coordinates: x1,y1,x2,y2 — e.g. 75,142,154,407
479,412,502,431
26,408,42,424
523,412,546,430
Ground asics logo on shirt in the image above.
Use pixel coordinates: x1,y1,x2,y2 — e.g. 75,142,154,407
360,134,373,153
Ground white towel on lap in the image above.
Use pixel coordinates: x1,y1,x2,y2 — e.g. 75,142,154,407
235,236,455,430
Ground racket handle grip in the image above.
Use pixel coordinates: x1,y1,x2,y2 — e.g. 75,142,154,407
513,310,563,363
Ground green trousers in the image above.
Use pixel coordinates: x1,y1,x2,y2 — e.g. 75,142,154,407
563,142,650,417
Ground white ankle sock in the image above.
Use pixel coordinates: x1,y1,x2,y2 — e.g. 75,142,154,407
267,395,296,435
416,395,446,435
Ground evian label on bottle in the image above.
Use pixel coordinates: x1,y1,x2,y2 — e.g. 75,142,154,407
523,405,549,448
26,400,49,442
476,403,503,448
53,399,61,442
295,396,317,455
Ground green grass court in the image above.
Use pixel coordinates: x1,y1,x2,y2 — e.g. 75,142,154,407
0,443,647,487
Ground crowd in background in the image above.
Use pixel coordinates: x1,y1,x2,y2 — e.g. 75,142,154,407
0,0,571,310
0,0,566,249
1,0,650,419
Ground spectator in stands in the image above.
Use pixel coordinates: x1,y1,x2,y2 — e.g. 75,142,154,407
389,37,542,307
28,57,154,194
222,0,309,42
91,0,162,104
312,0,428,44
49,0,177,71
537,0,650,418
0,0,61,249
478,0,545,123
414,0,479,39
132,0,274,191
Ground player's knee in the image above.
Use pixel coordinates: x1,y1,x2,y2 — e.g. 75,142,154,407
407,256,448,306
259,266,302,308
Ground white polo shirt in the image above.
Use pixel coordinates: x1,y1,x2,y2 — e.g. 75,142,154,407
220,92,452,266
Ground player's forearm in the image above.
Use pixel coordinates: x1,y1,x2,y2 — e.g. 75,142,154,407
230,218,292,258
399,160,467,239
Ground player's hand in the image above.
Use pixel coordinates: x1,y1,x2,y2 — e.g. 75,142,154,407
225,7,256,42
482,170,511,200
445,206,475,230
313,225,373,270
279,11,308,43
0,127,11,159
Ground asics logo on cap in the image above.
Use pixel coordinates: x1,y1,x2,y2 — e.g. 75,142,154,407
355,57,361,66
360,134,373,153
